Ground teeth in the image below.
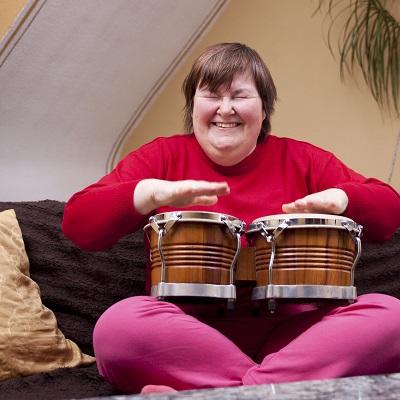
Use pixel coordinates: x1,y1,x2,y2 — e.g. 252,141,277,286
215,122,239,128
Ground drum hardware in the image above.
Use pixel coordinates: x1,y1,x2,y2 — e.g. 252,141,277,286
145,211,245,309
340,219,363,287
255,218,292,288
251,218,292,311
246,214,363,311
149,211,183,284
145,212,363,312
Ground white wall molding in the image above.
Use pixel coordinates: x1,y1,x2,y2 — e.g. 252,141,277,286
105,0,229,173
0,0,47,67
0,0,227,201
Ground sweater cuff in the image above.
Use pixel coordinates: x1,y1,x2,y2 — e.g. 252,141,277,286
334,182,364,221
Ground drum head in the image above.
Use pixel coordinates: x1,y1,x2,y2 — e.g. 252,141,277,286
144,211,245,231
247,213,361,234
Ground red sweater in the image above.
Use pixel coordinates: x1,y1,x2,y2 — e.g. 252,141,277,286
63,134,400,252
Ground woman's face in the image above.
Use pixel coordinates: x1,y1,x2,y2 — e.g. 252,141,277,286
192,71,266,166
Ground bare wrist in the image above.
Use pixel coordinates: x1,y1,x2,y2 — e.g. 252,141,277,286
134,179,158,215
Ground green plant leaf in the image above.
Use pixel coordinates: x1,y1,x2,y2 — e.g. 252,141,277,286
315,0,400,116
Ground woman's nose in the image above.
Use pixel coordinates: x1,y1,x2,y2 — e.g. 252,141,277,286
217,97,235,116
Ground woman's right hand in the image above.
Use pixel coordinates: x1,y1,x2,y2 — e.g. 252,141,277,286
134,179,230,215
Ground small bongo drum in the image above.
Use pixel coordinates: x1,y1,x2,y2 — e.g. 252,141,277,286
246,214,362,309
144,211,245,307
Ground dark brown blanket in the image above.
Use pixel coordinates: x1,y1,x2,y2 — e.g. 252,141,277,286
0,200,146,398
0,200,398,399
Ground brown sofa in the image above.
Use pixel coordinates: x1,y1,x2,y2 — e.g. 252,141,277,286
0,200,398,399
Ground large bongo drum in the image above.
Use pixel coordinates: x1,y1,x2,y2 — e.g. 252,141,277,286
144,211,245,306
246,214,362,309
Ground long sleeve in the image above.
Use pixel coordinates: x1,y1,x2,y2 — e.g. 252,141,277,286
336,178,400,243
306,149,400,243
62,137,170,251
62,134,400,252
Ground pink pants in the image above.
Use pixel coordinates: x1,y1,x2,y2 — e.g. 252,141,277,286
93,293,400,394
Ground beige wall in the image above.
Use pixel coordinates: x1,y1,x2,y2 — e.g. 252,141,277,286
0,0,27,40
120,0,400,191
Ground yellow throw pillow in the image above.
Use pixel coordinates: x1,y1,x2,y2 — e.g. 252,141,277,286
0,209,95,382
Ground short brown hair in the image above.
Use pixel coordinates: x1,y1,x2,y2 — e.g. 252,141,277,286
182,42,277,141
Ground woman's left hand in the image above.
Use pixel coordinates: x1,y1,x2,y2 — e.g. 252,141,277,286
282,188,348,215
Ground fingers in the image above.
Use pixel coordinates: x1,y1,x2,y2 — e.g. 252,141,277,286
176,180,230,198
282,195,327,213
169,180,229,208
134,179,231,215
282,200,308,214
187,194,219,206
282,189,348,215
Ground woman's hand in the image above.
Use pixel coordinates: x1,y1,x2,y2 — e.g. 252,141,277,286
282,188,348,215
134,179,230,215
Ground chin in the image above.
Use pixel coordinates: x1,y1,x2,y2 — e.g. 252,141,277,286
212,150,248,166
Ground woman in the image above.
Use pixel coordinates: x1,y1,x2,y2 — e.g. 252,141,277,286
62,42,400,394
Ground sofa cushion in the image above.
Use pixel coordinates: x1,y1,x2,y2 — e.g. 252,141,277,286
0,209,95,382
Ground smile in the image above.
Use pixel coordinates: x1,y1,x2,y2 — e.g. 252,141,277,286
213,122,240,128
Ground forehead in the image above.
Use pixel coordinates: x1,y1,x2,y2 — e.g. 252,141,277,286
198,71,257,93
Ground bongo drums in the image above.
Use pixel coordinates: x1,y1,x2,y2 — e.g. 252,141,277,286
144,211,245,307
246,214,362,309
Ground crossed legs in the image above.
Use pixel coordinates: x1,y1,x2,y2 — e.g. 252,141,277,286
93,294,400,394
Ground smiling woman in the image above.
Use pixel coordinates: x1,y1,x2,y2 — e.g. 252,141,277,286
62,42,400,395
182,42,277,142
192,72,266,166
182,43,276,167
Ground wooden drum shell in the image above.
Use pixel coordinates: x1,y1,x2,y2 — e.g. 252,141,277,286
249,227,355,287
246,214,362,292
145,218,241,287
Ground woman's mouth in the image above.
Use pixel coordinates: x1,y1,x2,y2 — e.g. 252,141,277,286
213,122,240,128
